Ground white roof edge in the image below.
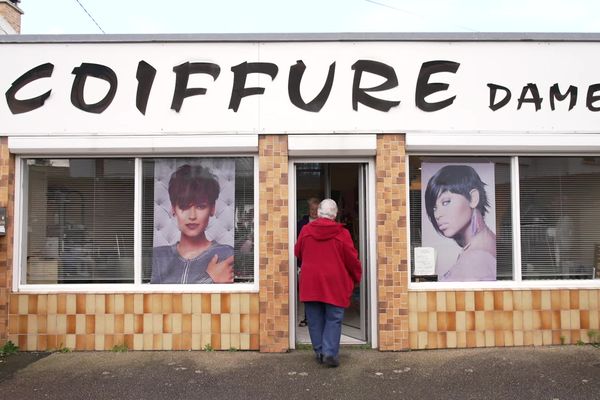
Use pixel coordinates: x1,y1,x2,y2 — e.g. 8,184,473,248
3,32,600,44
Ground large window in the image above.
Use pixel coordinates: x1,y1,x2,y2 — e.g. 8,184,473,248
409,156,600,283
21,157,256,288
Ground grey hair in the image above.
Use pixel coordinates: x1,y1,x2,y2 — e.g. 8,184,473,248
317,199,338,220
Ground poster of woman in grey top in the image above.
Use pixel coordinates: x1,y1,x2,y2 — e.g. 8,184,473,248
151,159,235,284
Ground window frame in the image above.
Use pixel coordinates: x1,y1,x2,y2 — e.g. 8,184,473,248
13,154,260,293
407,153,600,290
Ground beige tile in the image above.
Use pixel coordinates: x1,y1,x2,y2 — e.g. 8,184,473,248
513,330,524,346
541,291,551,310
192,314,202,333
153,315,163,333
417,332,428,349
504,331,514,347
57,315,67,334
570,310,580,329
95,335,105,351
230,294,241,314
76,314,86,335
105,314,115,334
230,333,240,350
523,310,533,331
191,294,203,314
533,331,543,346
484,292,494,311
503,292,513,311
436,292,446,312
65,334,76,350
522,291,533,310
27,315,38,335
221,334,231,350
37,296,48,315
579,291,589,310
181,294,192,314
191,333,203,350
124,314,134,334
133,334,144,350
240,333,250,350
202,314,212,333
513,311,523,330
95,315,105,334
162,334,172,350
47,295,57,314
532,311,542,330
66,295,76,314
589,291,598,310
172,314,182,334
464,292,475,311
162,294,173,314
560,310,571,329
542,330,553,345
240,294,250,314
513,291,523,311
475,332,485,347
455,311,466,331
142,334,153,350
230,314,241,334
446,331,457,348
484,331,495,347
115,295,125,314
143,314,153,333
428,312,437,332
95,295,105,314
86,295,95,314
589,309,599,329
47,315,57,335
18,295,28,314
211,294,221,314
134,294,144,314
475,311,485,331
409,311,418,332
446,292,456,312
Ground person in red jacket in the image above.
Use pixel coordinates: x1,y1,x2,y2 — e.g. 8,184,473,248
294,199,362,367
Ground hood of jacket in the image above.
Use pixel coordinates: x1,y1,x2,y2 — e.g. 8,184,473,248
301,217,344,241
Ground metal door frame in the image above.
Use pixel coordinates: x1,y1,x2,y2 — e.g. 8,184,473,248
288,157,377,349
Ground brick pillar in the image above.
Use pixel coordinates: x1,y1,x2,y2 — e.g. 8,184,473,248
0,138,15,344
376,134,409,350
258,135,289,352
0,1,23,33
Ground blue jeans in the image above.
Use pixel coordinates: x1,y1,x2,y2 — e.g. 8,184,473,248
304,301,345,359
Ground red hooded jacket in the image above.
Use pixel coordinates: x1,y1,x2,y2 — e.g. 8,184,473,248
295,218,362,308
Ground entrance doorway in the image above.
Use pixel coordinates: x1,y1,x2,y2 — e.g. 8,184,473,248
293,162,369,343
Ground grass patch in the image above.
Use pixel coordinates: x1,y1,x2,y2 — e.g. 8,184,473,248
0,340,19,357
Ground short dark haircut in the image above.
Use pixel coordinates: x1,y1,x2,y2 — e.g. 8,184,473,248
424,165,490,234
168,164,220,209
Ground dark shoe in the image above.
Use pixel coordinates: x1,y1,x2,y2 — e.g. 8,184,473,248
323,355,339,368
298,319,307,327
315,353,323,364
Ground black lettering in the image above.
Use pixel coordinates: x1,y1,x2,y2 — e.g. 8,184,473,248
415,60,460,112
5,63,54,114
170,62,220,112
517,83,542,111
351,60,400,112
136,61,157,115
487,83,511,111
71,63,118,114
586,84,600,111
229,62,278,112
288,60,335,112
549,84,577,111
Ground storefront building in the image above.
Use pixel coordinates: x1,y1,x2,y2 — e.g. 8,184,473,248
0,33,599,352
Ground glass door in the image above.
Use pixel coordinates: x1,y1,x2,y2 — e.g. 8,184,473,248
295,162,368,342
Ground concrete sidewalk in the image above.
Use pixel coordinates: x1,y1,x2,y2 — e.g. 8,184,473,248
0,346,599,400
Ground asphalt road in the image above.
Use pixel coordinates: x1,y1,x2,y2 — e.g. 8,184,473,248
1,346,599,400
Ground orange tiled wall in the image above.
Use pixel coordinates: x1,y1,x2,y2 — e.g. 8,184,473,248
408,290,600,349
0,138,14,345
8,293,260,351
258,135,289,352
376,134,409,350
